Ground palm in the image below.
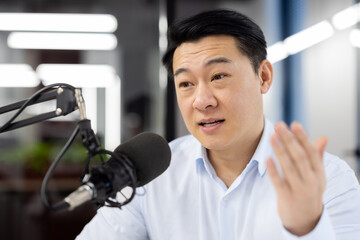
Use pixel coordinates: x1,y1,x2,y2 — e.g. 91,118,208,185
266,122,328,236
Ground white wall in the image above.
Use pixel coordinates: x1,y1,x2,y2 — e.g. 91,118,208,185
303,0,358,172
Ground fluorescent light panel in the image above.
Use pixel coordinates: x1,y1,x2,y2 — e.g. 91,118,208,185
284,21,334,55
0,13,117,32
37,64,117,88
158,15,168,51
105,78,121,150
0,64,39,87
331,3,360,30
267,42,289,64
267,22,334,63
8,32,117,50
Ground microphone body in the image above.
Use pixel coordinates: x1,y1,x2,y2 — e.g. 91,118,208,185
65,184,94,210
64,132,171,210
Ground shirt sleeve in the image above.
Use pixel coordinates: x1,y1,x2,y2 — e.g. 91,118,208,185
281,207,336,240
282,155,360,240
75,194,149,240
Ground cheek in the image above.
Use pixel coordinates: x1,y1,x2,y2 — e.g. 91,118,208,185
176,96,192,119
221,86,262,115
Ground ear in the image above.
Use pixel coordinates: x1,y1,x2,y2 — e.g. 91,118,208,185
258,59,273,94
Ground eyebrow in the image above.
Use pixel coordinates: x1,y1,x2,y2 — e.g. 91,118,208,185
174,57,232,77
174,68,188,77
205,57,232,66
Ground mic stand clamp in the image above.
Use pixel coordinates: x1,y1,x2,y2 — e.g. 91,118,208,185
74,88,101,156
78,119,101,156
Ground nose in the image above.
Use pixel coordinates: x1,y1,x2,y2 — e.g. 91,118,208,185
192,84,217,111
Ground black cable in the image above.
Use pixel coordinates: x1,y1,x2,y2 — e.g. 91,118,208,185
0,83,75,133
98,150,137,208
40,125,80,211
116,154,137,206
81,154,93,180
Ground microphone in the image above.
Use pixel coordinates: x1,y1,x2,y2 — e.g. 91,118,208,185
63,132,171,210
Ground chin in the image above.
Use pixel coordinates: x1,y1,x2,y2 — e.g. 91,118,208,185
198,136,227,151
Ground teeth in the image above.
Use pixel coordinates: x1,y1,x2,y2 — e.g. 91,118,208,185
203,122,219,127
202,120,221,127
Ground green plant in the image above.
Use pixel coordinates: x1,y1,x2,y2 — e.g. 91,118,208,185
0,140,88,174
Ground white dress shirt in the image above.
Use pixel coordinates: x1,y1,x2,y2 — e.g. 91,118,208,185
76,119,360,239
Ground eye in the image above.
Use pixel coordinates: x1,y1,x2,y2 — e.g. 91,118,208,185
212,73,227,81
179,81,193,88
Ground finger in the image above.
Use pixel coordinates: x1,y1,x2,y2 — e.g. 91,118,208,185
290,122,327,171
266,157,287,195
270,133,302,187
274,122,312,180
314,136,328,159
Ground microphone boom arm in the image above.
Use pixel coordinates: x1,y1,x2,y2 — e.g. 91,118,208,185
0,86,78,133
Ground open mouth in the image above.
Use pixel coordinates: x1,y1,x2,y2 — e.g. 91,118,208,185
199,119,225,127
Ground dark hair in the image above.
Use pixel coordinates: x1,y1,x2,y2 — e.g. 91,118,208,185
162,9,267,76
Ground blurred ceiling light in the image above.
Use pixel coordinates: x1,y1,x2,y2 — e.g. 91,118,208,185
105,79,121,150
350,29,360,48
158,15,168,51
267,42,289,64
284,21,334,55
0,64,39,87
8,32,117,50
331,3,360,30
0,13,117,32
37,64,117,88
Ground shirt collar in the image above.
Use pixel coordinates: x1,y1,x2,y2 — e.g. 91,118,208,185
251,118,274,176
194,118,275,177
195,147,209,175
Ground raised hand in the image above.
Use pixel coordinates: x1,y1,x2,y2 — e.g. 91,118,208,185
266,122,328,236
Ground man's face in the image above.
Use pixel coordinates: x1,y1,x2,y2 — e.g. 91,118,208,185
172,35,272,151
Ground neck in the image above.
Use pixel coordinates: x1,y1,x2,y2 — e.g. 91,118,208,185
207,119,265,188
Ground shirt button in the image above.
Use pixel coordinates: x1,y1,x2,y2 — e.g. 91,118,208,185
224,195,230,201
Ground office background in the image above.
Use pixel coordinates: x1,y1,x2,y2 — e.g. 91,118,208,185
0,0,359,239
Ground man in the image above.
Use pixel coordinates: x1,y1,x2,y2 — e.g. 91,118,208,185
77,9,360,239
